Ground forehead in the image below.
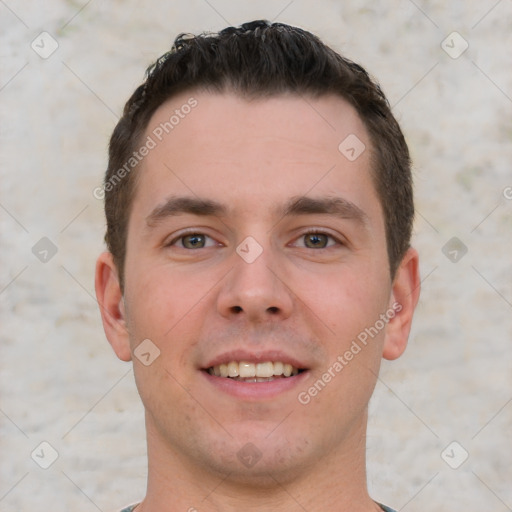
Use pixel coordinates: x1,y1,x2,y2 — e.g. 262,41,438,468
130,91,382,227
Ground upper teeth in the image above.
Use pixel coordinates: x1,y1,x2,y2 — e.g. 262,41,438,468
208,361,299,378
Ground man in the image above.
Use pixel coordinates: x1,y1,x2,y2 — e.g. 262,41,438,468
95,20,420,512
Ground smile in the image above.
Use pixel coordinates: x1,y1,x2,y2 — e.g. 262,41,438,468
207,360,302,382
201,350,310,399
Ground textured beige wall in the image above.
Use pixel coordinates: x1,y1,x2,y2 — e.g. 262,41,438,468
1,1,511,510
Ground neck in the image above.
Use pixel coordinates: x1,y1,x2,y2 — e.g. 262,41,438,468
136,410,380,512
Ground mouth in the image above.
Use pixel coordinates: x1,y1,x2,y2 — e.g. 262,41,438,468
201,351,310,399
200,356,310,403
205,360,305,383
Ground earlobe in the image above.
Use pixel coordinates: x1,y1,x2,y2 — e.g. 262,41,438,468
95,252,132,362
382,248,421,360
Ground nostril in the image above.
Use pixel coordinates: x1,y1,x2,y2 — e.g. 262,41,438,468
231,306,243,313
267,306,279,314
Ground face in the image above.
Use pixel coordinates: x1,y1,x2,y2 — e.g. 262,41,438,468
97,91,419,485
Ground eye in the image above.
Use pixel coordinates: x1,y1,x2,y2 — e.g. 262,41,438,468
169,233,218,249
294,231,340,249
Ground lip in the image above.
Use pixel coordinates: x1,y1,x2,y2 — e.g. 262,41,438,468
202,349,308,370
201,368,310,400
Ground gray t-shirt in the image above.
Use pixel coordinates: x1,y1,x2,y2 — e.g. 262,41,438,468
119,503,397,511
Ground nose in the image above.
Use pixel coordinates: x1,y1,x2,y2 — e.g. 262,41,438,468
216,240,294,323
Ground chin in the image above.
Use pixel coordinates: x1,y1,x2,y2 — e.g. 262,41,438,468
195,430,315,486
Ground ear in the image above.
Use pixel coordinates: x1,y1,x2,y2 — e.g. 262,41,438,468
382,247,420,360
95,252,132,362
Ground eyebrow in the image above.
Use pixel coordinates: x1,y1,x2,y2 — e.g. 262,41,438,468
278,195,368,226
145,195,368,227
146,196,228,227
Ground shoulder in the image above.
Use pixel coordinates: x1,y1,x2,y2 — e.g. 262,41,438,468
116,503,394,512
379,505,397,512
117,505,139,512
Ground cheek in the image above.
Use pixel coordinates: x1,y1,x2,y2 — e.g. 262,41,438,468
125,262,201,335
296,264,390,342
124,263,212,376
321,271,390,392
295,264,390,407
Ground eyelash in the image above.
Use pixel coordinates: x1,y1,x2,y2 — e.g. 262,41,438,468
166,229,342,249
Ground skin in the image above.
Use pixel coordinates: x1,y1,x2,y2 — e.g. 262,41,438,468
96,91,420,512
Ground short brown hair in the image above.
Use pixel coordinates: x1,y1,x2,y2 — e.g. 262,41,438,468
103,20,413,288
